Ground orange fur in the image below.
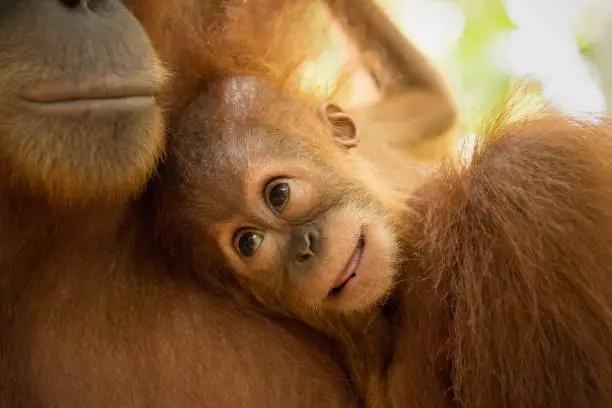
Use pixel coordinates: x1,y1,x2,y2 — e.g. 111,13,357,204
131,0,336,120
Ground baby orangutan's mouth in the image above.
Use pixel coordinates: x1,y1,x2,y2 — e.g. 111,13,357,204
328,229,366,296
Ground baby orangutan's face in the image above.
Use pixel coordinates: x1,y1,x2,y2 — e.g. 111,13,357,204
165,79,401,315
211,162,399,314
206,102,400,314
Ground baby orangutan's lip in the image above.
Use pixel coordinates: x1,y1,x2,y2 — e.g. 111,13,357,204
328,229,366,296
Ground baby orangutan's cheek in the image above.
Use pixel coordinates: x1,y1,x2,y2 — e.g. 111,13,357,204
230,249,286,294
298,204,399,313
332,220,398,313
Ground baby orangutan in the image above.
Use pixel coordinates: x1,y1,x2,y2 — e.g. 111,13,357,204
155,76,404,316
153,75,402,407
153,75,612,408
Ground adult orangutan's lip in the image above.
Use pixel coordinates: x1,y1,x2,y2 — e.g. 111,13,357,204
19,78,156,117
328,229,366,296
19,97,155,117
21,78,156,102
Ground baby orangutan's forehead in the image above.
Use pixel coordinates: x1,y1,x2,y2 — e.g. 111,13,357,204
209,121,334,170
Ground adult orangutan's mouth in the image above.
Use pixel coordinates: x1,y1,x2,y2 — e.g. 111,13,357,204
20,79,156,117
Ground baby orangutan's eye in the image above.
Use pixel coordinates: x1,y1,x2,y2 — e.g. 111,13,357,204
265,179,290,213
234,229,264,258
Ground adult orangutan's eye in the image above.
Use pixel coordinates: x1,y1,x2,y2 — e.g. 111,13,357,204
234,229,264,258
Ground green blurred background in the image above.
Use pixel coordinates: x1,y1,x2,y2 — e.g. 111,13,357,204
377,0,612,125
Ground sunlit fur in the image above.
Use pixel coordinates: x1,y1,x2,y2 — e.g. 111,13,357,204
130,0,336,121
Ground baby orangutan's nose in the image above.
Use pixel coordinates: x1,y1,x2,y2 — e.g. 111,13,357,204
290,225,320,264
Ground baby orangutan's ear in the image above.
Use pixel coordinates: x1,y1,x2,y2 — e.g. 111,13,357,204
320,101,359,149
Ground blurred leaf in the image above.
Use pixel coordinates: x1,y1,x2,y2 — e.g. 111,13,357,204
445,0,516,126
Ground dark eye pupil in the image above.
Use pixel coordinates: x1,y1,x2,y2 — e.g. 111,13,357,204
238,231,263,257
269,183,289,210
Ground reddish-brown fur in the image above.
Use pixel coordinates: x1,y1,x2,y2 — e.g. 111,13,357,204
389,113,612,407
1,1,361,406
